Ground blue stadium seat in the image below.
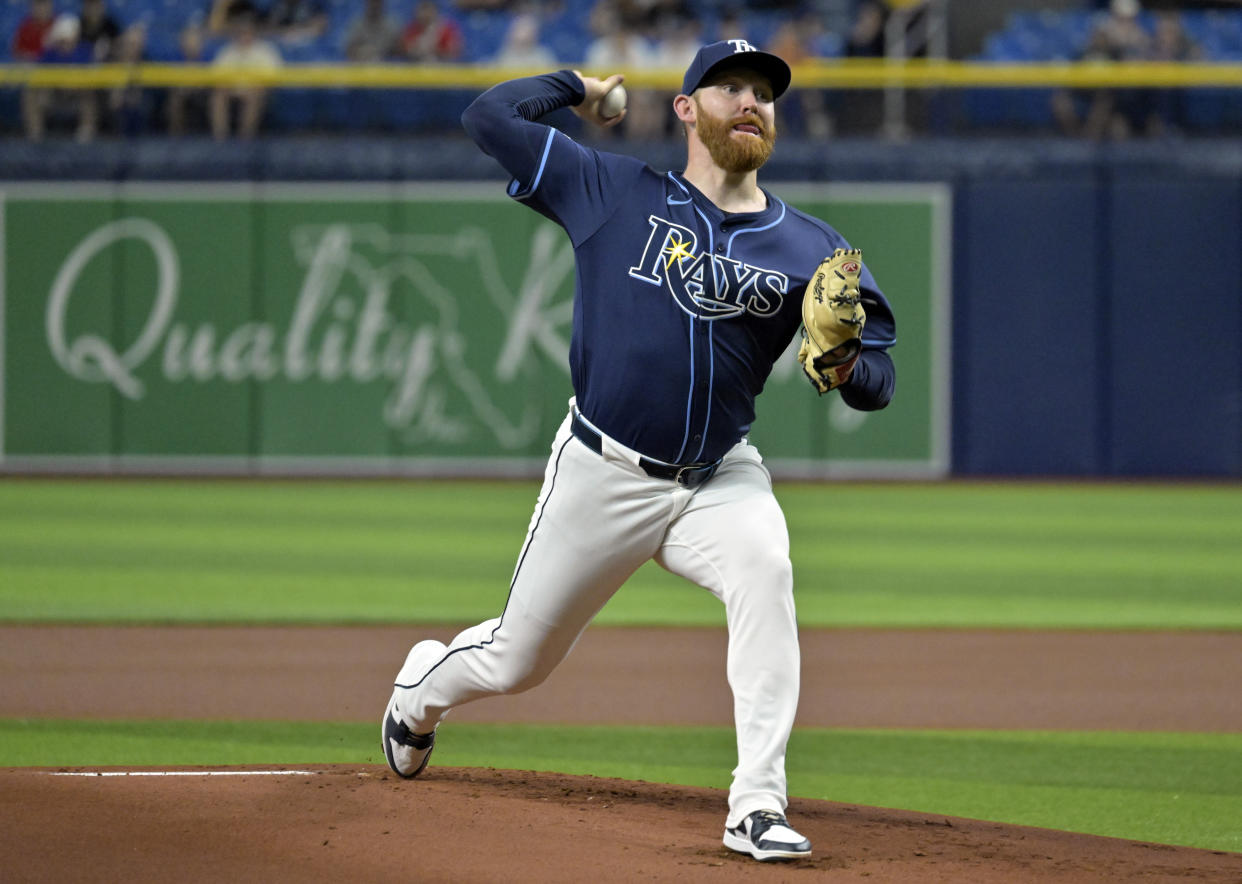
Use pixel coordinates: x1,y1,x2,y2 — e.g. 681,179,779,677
980,33,1026,62
964,7,1242,135
818,32,845,59
543,16,589,65
1180,10,1212,46
457,9,511,63
280,40,334,63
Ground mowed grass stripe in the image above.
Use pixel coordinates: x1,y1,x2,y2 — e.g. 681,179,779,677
2,719,1239,853
1,480,1239,628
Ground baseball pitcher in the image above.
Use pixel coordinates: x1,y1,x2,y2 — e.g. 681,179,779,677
382,40,897,863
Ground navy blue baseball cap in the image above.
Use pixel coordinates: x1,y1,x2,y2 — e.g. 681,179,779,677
681,40,792,99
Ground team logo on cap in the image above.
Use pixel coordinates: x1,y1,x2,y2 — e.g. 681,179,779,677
727,39,758,53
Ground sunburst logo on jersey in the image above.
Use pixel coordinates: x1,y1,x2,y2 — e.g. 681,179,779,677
663,235,695,270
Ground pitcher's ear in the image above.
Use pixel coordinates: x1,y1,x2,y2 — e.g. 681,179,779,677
673,93,696,124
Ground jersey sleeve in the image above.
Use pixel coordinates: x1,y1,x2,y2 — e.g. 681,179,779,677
838,261,897,410
460,71,643,245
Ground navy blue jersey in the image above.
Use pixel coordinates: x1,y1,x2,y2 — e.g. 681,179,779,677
462,71,896,465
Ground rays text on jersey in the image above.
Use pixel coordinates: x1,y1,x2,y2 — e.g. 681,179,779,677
627,215,788,320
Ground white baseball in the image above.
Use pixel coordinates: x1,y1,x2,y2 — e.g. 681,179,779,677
599,84,627,119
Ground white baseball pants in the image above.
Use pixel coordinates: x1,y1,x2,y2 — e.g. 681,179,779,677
397,406,800,827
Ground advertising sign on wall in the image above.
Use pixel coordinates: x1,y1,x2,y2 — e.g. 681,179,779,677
1,183,949,478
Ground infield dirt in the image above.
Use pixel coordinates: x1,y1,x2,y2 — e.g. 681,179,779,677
3,625,1241,882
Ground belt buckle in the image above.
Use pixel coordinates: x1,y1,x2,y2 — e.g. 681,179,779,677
674,462,715,488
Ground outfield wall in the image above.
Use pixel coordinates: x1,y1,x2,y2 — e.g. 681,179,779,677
1,137,1239,478
954,164,1242,478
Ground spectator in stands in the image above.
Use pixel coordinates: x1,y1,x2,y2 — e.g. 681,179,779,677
584,0,656,68
1151,10,1198,63
846,0,887,58
207,0,258,37
1048,0,1162,137
23,13,98,141
1143,11,1201,136
1052,0,1153,139
712,7,744,43
107,23,151,135
644,13,700,137
767,14,833,139
265,0,329,47
451,0,512,9
1087,0,1150,60
583,1,662,137
344,0,402,62
12,0,55,62
209,7,282,140
492,11,555,68
651,10,699,71
838,0,890,134
402,1,464,63
167,22,211,135
614,0,693,35
767,21,810,71
74,0,121,143
846,0,929,59
79,0,121,61
39,13,92,65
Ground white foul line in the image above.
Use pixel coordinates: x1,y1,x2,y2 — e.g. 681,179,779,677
48,770,321,777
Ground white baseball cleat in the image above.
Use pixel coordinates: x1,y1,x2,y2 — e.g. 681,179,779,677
381,640,447,779
723,809,812,862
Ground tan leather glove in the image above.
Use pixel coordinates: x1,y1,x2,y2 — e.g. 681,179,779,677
797,248,867,394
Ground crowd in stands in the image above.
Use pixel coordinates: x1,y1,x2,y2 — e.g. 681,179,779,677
1051,0,1203,139
1,0,1236,142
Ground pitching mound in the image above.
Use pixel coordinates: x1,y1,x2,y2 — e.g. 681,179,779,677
5,765,1238,883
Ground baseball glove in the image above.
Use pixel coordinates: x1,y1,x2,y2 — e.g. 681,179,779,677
797,248,867,394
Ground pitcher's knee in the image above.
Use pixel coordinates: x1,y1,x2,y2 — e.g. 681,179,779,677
488,642,561,695
724,556,797,626
494,663,550,695
740,551,793,598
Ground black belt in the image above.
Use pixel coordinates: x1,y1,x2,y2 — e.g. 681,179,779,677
570,411,721,489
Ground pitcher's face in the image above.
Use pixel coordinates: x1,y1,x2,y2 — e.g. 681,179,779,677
690,68,777,174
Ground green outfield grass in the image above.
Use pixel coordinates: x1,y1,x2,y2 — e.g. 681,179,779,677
4,479,1240,855
2,719,1239,854
1,479,1239,628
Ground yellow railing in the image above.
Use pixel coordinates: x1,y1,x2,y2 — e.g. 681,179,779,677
4,60,1242,90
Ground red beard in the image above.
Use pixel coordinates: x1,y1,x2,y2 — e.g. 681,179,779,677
693,98,776,174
